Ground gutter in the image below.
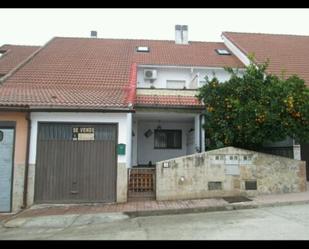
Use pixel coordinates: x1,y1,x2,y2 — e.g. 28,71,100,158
29,107,136,113
135,104,205,111
22,111,31,209
0,106,135,113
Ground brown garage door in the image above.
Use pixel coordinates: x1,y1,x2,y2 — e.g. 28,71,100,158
34,123,117,204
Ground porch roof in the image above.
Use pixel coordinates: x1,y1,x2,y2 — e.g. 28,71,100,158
135,94,204,109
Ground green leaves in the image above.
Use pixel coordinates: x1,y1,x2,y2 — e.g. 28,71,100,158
197,59,309,150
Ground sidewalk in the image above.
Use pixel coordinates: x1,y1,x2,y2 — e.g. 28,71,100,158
1,187,309,228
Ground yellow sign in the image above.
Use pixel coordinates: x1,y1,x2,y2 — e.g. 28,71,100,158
78,133,95,141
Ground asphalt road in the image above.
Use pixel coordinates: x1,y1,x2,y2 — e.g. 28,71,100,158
1,203,309,240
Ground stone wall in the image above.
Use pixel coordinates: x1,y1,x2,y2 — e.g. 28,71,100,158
117,163,128,203
26,164,36,207
156,147,307,201
12,164,26,212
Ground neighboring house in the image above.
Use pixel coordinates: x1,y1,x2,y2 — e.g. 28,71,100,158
0,26,308,213
0,44,40,79
0,44,41,213
221,31,309,178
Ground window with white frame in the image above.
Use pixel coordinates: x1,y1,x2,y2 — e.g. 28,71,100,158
166,80,186,89
0,51,5,58
136,46,150,52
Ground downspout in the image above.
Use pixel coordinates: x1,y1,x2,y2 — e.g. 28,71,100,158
22,111,31,209
123,63,137,168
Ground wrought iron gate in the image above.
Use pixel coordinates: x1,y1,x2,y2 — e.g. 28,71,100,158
128,168,156,201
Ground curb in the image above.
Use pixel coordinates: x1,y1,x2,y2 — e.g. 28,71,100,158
125,200,309,218
2,199,309,226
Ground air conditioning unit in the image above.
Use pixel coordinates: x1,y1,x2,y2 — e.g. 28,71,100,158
144,69,157,80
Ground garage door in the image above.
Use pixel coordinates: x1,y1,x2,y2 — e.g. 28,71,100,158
0,127,14,212
34,123,117,204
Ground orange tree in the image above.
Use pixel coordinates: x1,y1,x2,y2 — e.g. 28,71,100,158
197,60,309,150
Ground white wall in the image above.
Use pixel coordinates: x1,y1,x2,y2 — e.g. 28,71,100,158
186,130,195,155
137,66,240,89
29,112,131,167
137,120,194,165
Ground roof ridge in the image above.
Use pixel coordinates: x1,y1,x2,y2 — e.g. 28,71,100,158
223,31,309,38
52,36,224,44
0,44,41,48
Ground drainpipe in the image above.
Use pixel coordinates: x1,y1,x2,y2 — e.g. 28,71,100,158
22,111,31,209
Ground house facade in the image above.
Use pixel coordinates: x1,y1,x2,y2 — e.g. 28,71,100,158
0,26,308,213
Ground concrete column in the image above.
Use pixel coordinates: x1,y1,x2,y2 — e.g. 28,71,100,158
293,139,301,160
126,113,133,168
29,117,38,165
201,115,205,152
194,114,200,152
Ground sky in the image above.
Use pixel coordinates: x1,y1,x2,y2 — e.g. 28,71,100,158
1,8,309,46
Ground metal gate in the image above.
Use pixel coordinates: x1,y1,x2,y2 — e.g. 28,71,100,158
34,123,117,204
301,143,309,180
128,168,156,201
0,126,15,212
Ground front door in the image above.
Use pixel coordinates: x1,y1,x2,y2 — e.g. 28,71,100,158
0,128,15,212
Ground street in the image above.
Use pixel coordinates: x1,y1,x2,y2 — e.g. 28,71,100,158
1,203,309,240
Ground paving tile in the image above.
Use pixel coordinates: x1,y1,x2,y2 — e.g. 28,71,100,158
5,188,309,221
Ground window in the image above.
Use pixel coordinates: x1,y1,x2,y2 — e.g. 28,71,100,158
215,49,231,55
208,182,222,190
154,129,182,149
166,80,186,89
199,80,207,86
0,50,6,58
245,180,257,190
136,46,150,52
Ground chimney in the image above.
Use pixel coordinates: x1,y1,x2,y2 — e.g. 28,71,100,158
175,25,182,44
90,30,97,38
182,25,188,44
175,25,189,45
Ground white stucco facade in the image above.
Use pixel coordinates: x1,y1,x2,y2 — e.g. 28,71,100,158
136,120,194,165
137,65,243,89
132,111,204,166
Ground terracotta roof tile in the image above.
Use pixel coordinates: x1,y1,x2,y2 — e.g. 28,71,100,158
136,94,203,108
0,37,243,109
0,44,40,75
223,31,309,86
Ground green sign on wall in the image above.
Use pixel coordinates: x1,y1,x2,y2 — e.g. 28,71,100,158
117,143,126,155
